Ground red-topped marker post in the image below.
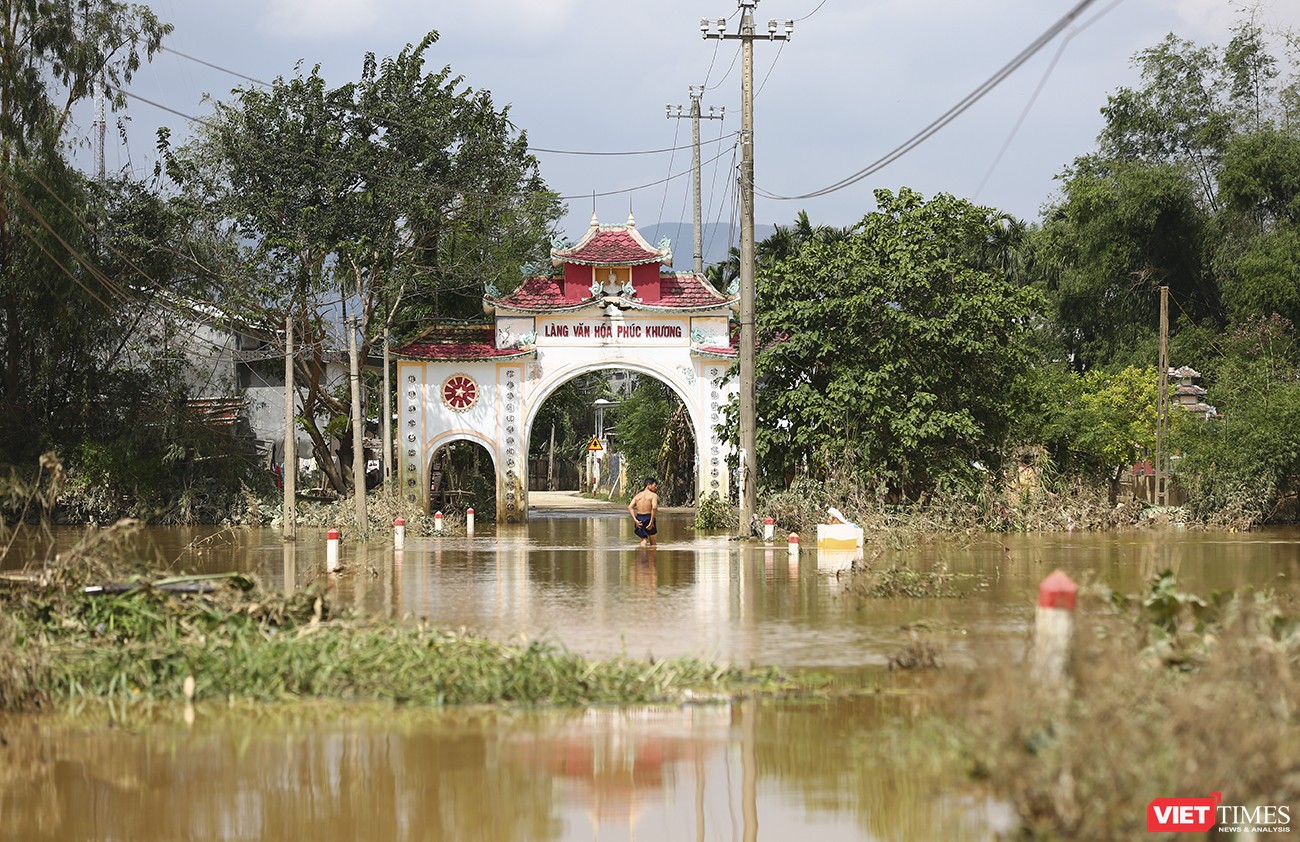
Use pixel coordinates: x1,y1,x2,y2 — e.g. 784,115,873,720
466,507,475,535
394,517,405,550
763,516,775,543
434,511,444,533
326,528,340,572
1032,570,1077,695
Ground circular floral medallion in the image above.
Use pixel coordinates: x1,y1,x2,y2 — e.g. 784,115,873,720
440,373,479,412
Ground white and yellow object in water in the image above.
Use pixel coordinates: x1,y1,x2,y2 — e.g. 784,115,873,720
816,521,864,550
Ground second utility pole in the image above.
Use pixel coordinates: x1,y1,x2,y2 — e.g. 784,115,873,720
668,88,725,275
703,3,792,535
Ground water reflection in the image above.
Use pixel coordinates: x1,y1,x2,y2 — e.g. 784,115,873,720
0,695,1014,842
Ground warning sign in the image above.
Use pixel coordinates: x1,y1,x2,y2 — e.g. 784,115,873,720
587,436,604,453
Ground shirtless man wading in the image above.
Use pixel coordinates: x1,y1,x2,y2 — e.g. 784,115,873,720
628,477,659,547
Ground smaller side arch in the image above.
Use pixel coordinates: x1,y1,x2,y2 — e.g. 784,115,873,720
422,431,499,515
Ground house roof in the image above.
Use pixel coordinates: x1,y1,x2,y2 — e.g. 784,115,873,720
188,396,245,428
551,212,671,267
395,324,535,362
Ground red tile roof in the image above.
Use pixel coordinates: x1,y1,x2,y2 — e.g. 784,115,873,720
493,273,733,313
552,215,670,267
496,276,591,310
656,273,731,308
555,228,665,265
396,324,534,361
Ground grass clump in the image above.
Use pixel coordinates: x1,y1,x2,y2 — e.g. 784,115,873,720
849,562,971,599
1,560,812,712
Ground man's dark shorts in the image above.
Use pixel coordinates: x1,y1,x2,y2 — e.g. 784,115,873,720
634,512,657,539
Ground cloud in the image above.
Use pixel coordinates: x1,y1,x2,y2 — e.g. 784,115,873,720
451,0,585,42
260,0,380,39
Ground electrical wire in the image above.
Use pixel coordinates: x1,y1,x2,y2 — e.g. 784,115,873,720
157,45,735,159
657,115,684,227
558,141,739,200
703,118,736,260
114,85,563,217
974,0,1127,199
756,0,1102,201
794,0,828,21
12,171,348,364
756,41,785,97
529,136,737,156
705,44,742,92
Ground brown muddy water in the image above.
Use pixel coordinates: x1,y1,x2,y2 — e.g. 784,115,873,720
2,509,1297,841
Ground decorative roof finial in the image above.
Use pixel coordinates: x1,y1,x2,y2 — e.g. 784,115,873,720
627,208,636,227
588,210,599,229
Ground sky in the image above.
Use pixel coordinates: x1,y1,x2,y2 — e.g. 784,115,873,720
78,0,1300,248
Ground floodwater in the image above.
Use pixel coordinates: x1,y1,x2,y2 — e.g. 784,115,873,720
2,508,1297,841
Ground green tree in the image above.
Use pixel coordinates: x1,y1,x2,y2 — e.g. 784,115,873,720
1038,158,1215,369
1173,315,1300,523
1044,366,1159,503
0,1,171,460
1098,33,1233,209
752,190,1041,501
172,34,561,493
612,378,694,505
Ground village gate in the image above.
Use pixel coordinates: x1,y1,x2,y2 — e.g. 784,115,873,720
395,214,739,523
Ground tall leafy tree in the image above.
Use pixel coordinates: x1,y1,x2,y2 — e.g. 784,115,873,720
0,1,171,461
1173,315,1300,523
752,191,1041,501
1038,158,1214,369
172,34,561,492
1042,366,1159,503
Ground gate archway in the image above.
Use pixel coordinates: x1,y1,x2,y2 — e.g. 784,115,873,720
396,214,738,522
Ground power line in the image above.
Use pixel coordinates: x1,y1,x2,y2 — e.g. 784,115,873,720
657,109,684,229
794,0,829,21
756,41,785,97
974,0,1127,199
557,141,739,200
530,136,736,156
161,45,270,86
757,0,1102,201
157,45,736,159
705,44,743,91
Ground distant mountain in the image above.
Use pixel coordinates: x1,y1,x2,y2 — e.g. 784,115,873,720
636,222,777,271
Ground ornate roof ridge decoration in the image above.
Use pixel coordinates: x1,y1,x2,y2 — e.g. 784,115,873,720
550,211,673,267
487,271,735,315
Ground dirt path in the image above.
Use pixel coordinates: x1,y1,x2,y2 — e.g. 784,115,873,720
528,490,693,514
528,490,624,511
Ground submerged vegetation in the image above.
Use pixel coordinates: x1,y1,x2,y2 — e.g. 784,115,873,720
952,576,1300,839
0,522,815,714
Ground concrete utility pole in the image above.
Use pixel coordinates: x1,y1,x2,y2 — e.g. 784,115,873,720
382,325,392,496
667,88,725,275
703,3,792,535
348,316,367,528
1155,285,1170,506
283,312,296,540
